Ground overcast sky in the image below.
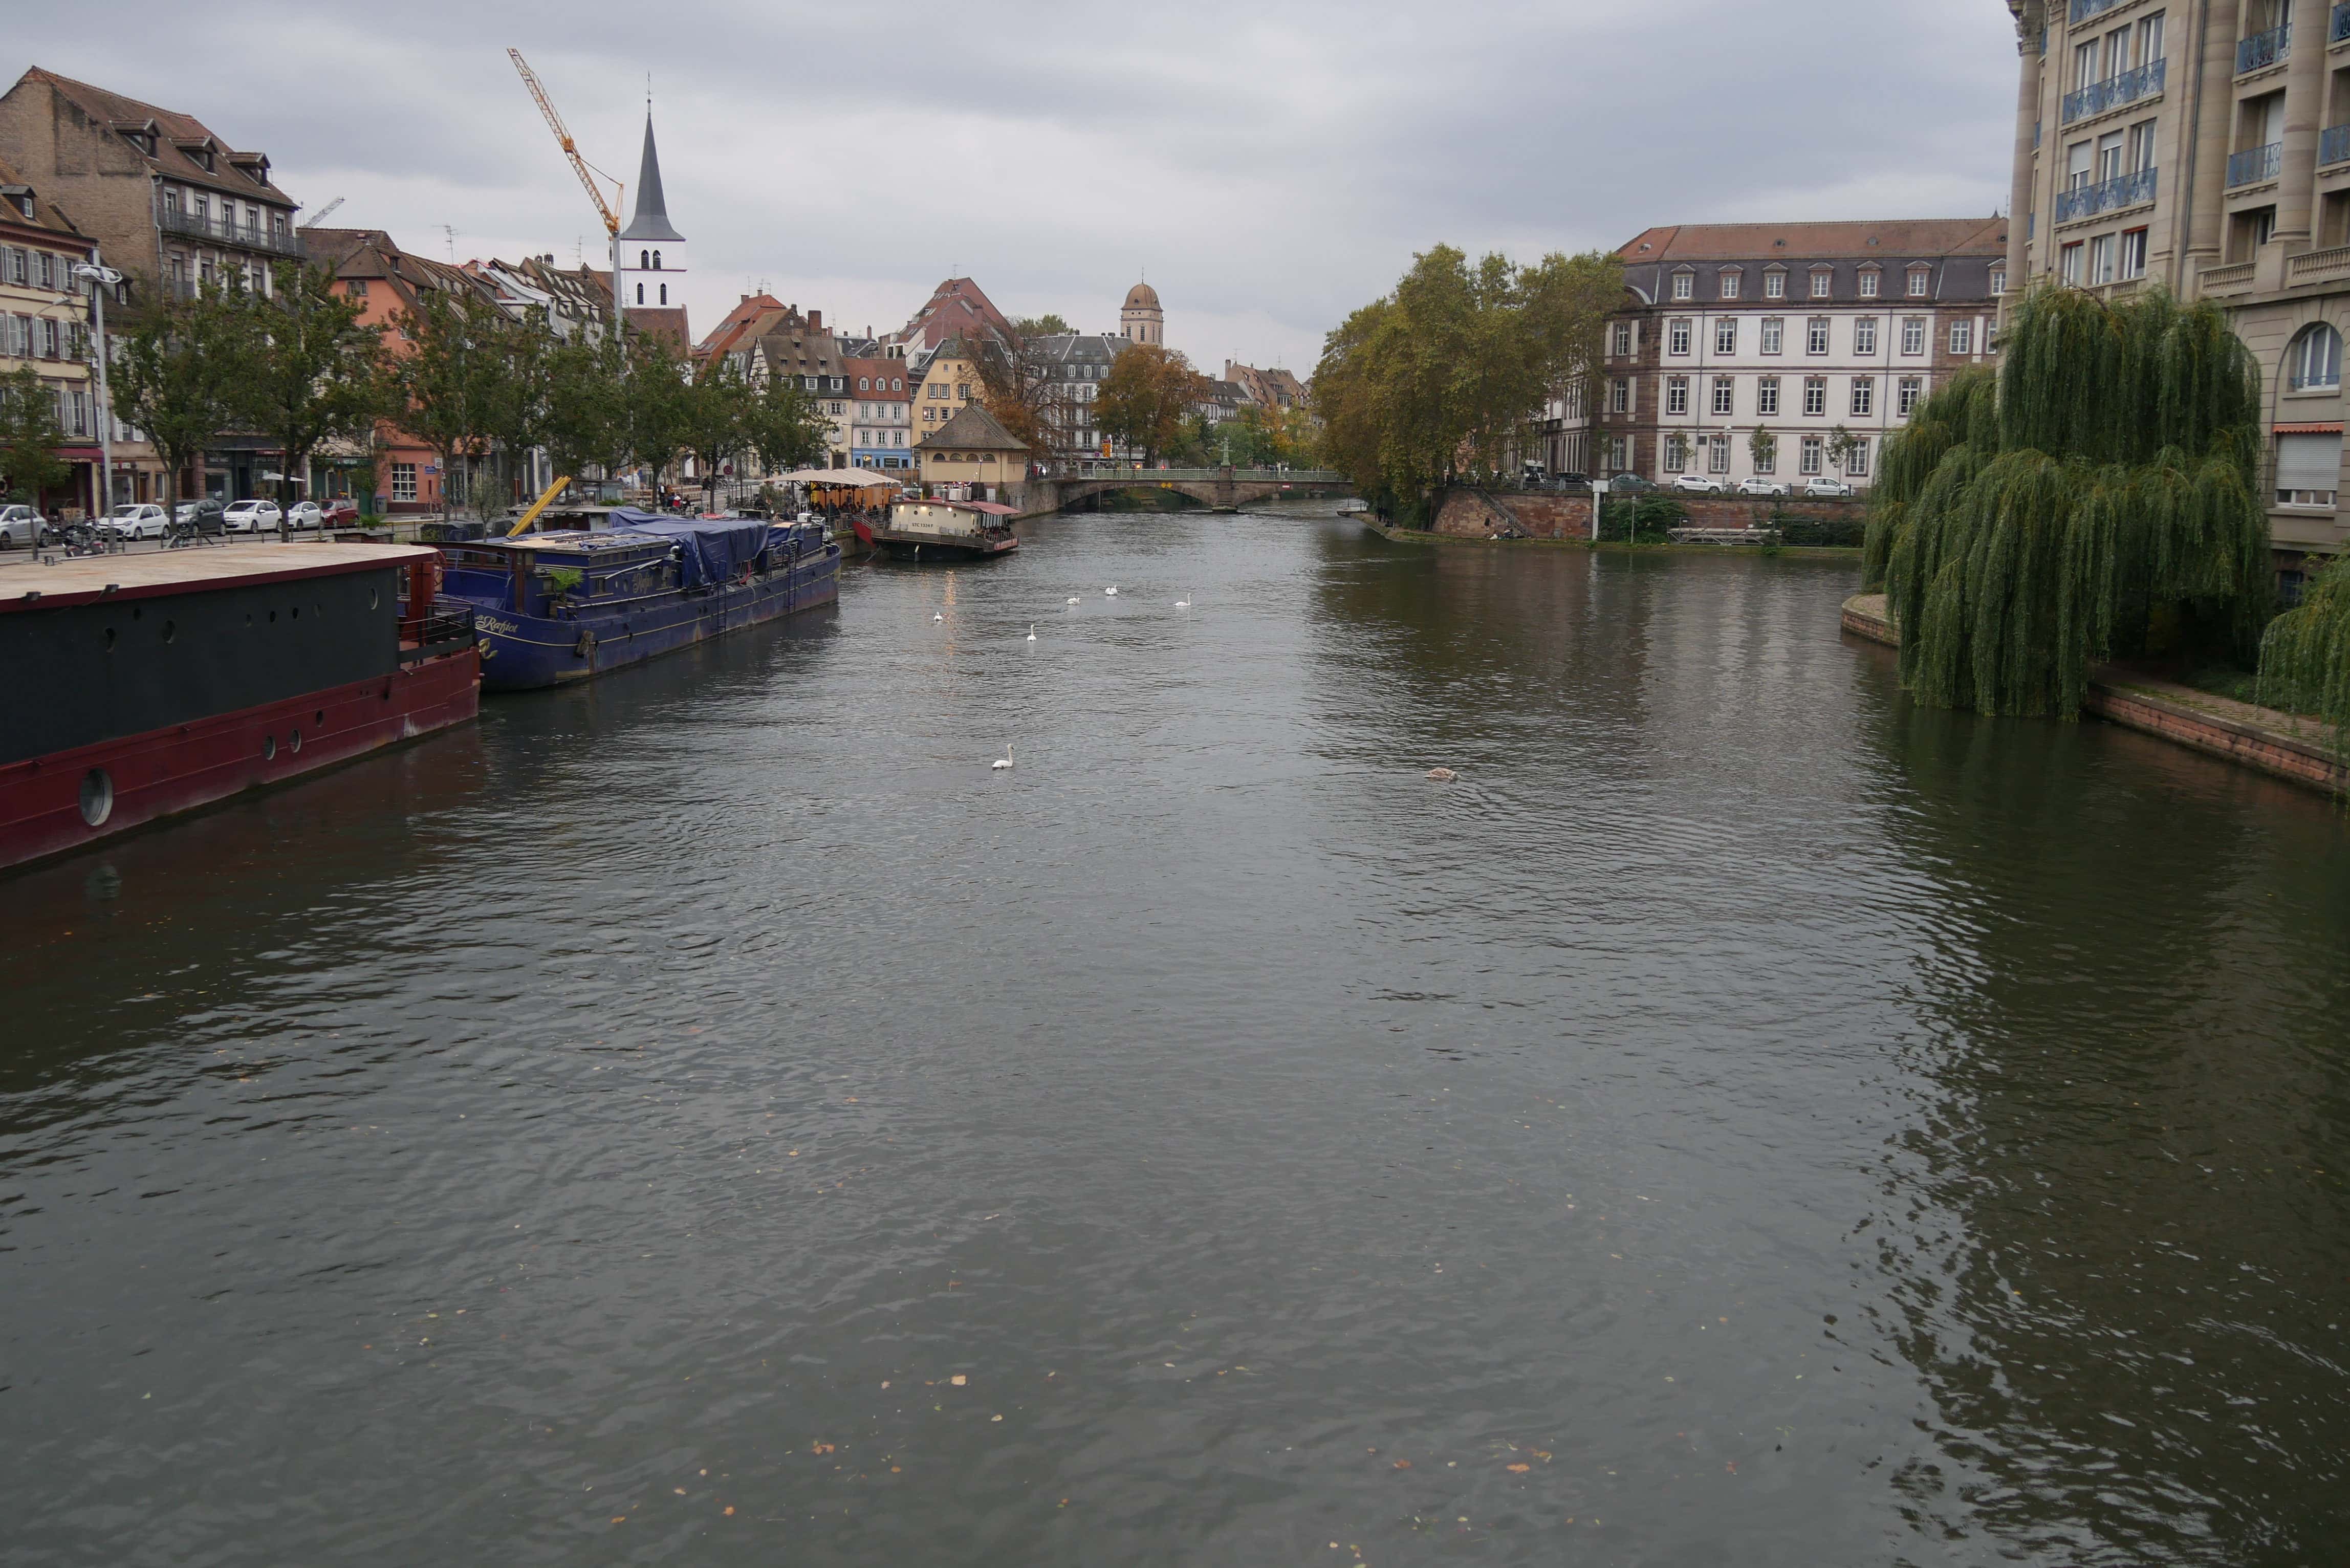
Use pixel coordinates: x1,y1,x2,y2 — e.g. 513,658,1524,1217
8,0,2018,374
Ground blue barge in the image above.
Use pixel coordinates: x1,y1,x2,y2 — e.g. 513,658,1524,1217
436,512,838,691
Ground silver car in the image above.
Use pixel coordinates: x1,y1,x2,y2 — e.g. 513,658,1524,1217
0,503,38,548
284,500,323,531
222,499,284,533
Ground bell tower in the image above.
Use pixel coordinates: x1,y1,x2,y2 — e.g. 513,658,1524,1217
1120,280,1163,346
615,114,685,319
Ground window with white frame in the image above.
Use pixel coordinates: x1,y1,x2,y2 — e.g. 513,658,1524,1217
1605,434,1629,470
1950,320,1976,355
1611,320,1634,356
1859,270,1881,299
1610,377,1631,413
2088,233,2116,285
1855,318,1878,355
1810,270,1833,299
1757,376,1781,416
1991,266,2008,294
1714,318,1737,355
1902,317,1926,355
1669,319,1692,355
1806,318,1831,355
1844,437,1872,477
1760,318,1785,355
1764,270,1786,299
391,463,418,502
1671,271,1694,300
1709,434,1731,473
1712,376,1735,415
1720,271,1741,300
1666,376,1690,416
1851,378,1875,417
1754,434,1777,474
1898,375,1924,416
1803,376,1827,416
1799,435,1824,474
1665,433,1689,471
2119,228,2148,280
2060,243,2084,286
1907,269,1931,297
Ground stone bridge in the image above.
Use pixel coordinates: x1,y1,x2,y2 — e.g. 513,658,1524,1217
1025,467,1350,515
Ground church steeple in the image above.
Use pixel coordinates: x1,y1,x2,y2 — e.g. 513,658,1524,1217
618,114,683,244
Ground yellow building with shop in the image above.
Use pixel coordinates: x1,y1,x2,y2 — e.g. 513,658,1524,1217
916,404,1028,502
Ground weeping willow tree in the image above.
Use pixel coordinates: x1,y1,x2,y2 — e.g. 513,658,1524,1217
2258,556,2350,769
1862,288,2271,717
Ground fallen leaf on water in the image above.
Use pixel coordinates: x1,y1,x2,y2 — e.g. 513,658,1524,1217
881,1381,889,1389
950,1374,967,1386
1506,1464,1529,1473
673,1487,686,1495
611,1517,626,1525
723,1506,734,1516
1392,1460,1411,1469
991,1414,1003,1422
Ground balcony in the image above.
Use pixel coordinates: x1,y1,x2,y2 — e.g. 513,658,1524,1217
2228,141,2284,186
2325,124,2350,166
2054,165,2159,224
2288,245,2350,282
2199,260,2257,295
2061,58,2167,125
2334,2,2350,44
155,203,304,259
2238,22,2292,74
2070,0,2127,20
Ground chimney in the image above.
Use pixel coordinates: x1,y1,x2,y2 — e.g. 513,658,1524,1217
809,309,822,331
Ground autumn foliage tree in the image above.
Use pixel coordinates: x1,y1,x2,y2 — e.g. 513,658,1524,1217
1098,343,1210,465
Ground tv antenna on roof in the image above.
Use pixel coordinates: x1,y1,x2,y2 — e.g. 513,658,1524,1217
441,224,456,263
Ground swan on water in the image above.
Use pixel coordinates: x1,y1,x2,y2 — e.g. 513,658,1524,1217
1426,767,1458,782
1067,596,1079,604
992,746,1015,771
1105,585,1118,596
932,612,944,622
1026,625,1037,642
1173,595,1190,608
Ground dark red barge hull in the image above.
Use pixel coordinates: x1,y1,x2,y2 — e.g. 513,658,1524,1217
0,646,478,873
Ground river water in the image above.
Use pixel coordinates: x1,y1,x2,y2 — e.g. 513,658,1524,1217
4,509,2347,1566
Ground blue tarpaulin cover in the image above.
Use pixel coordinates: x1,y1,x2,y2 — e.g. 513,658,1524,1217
608,510,773,587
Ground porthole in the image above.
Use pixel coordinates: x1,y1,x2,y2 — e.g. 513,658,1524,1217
78,768,114,827
162,620,176,643
369,586,380,611
103,627,116,652
245,612,254,627
132,605,143,620
269,609,277,623
289,729,302,754
263,735,276,760
291,605,299,620
314,709,324,725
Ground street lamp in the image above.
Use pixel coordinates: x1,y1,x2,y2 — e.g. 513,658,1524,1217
72,263,123,520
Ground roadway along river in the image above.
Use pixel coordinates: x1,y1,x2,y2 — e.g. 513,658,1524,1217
4,508,2347,1566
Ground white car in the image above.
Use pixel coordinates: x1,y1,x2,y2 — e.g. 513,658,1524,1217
102,503,170,540
284,500,323,531
1735,477,1791,497
222,499,284,533
1802,476,1855,498
0,503,38,548
1671,473,1727,495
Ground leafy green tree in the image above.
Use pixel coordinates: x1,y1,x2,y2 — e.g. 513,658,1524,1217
620,330,693,494
742,367,828,477
2260,555,2350,773
1748,425,1777,476
240,261,390,517
1011,313,1072,339
542,331,631,491
1867,287,2269,718
481,308,558,509
0,366,70,506
109,284,256,517
389,286,512,516
1098,343,1209,465
1311,244,1621,513
679,356,755,505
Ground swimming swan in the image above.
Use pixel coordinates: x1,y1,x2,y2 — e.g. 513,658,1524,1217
1026,625,1036,642
992,747,1015,771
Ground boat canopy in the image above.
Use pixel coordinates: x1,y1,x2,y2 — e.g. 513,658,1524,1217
607,510,776,587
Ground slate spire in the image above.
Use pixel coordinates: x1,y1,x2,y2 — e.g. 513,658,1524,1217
618,114,683,243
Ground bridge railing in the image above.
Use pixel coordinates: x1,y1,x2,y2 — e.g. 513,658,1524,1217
1044,467,1344,484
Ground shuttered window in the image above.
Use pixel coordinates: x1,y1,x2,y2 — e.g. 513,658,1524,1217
2275,432,2342,505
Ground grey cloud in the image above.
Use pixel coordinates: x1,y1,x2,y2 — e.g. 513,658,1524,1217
5,0,2016,372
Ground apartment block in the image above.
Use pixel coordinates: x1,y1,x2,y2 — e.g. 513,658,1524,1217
2008,0,2350,576
1555,220,2006,489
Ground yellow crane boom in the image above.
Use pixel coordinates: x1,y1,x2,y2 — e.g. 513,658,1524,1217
508,48,621,239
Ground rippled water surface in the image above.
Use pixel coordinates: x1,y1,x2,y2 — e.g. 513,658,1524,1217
6,509,2349,1566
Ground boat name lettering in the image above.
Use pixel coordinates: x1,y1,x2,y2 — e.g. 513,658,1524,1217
474,615,519,636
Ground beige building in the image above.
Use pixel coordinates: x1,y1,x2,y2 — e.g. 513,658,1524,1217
0,152,110,515
2006,0,2350,582
916,403,1028,501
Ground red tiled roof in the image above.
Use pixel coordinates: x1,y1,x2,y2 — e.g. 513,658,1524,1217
18,66,296,207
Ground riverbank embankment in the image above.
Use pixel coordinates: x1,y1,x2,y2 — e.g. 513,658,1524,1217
1369,520,1861,558
1843,593,2347,797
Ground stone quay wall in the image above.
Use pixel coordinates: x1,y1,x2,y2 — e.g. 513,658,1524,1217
1433,488,1863,539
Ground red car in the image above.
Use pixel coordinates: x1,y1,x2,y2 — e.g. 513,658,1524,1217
319,500,361,529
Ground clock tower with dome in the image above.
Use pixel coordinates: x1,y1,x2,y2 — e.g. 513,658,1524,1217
1120,280,1162,346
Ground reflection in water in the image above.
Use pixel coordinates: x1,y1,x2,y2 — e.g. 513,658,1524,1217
1,512,2344,1567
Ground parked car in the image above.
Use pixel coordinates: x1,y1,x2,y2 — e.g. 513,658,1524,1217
1735,477,1792,497
1801,476,1855,498
101,503,170,540
1671,474,1728,495
173,496,227,533
1607,473,1657,494
1554,471,1591,490
284,500,323,531
319,500,360,530
0,503,38,548
222,499,284,533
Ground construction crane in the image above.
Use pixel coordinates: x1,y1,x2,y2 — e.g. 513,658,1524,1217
298,195,344,229
508,48,622,244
